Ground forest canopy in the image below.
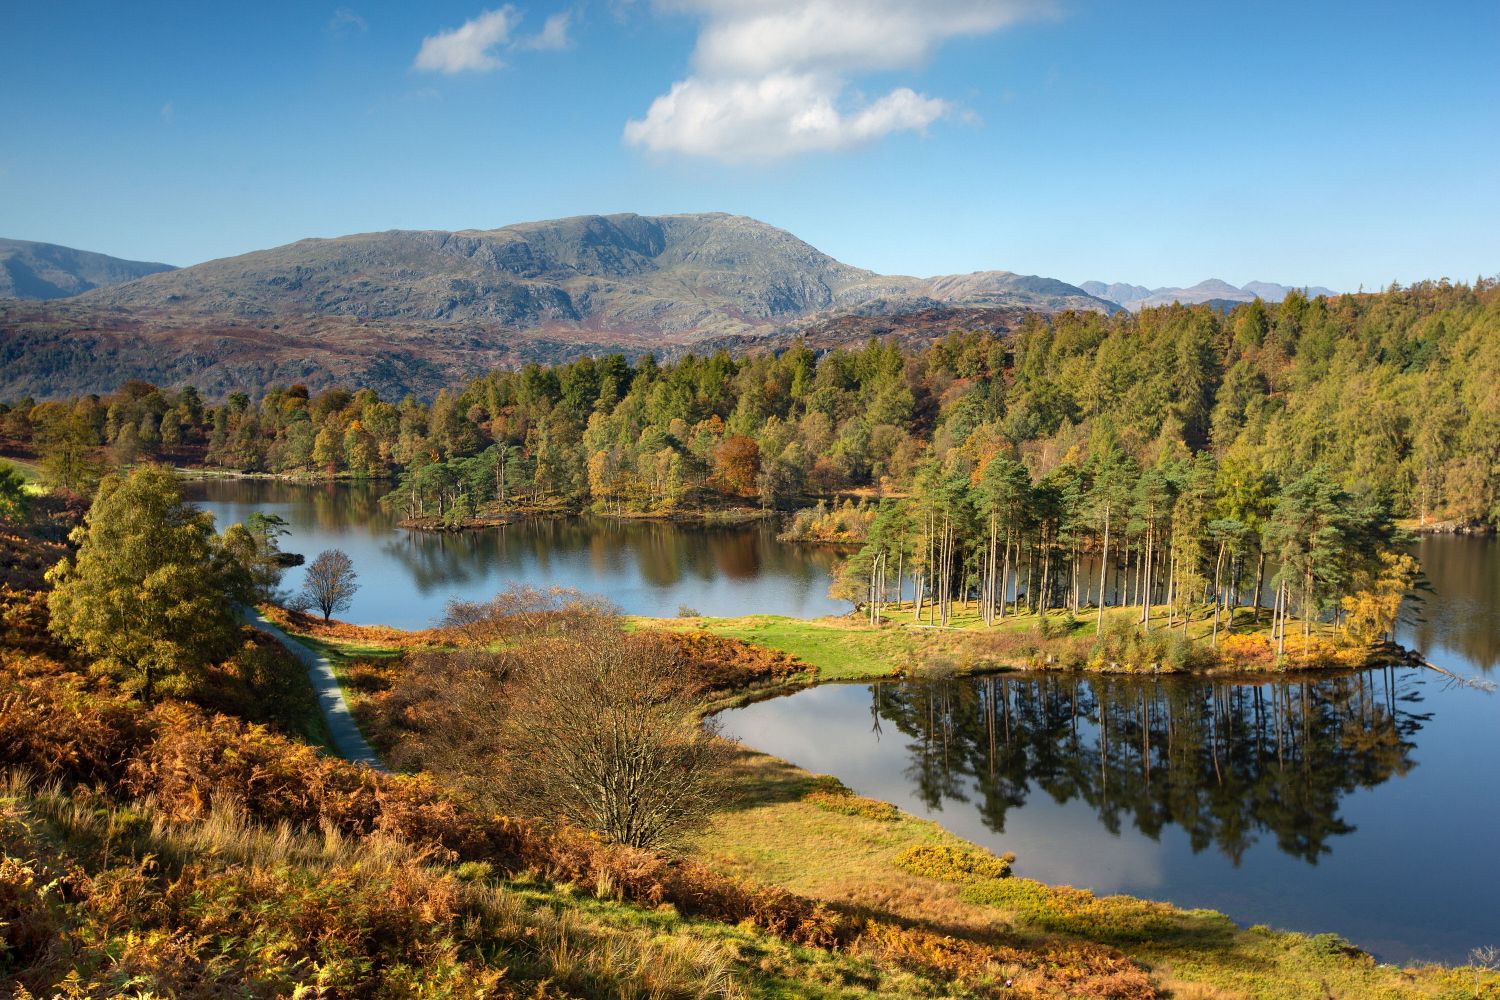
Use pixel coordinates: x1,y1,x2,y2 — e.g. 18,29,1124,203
2,279,1496,531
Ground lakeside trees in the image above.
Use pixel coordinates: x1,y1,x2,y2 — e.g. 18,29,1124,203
836,449,1409,652
3,281,1495,532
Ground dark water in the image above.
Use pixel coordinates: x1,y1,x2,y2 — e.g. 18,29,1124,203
719,535,1500,965
182,479,845,626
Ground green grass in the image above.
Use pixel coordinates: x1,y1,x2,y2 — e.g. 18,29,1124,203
658,614,916,681
1,456,45,494
642,606,1105,681
289,631,403,687
636,600,1360,684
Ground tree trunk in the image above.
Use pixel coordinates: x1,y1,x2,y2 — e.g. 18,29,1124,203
1097,506,1111,634
1254,549,1265,623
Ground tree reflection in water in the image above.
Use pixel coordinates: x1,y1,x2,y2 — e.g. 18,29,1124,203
872,669,1429,865
375,516,841,595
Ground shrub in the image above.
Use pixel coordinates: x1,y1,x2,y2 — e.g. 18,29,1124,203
440,585,616,646
893,843,1014,882
187,632,324,743
654,630,814,695
495,627,734,850
959,877,1199,945
802,776,900,822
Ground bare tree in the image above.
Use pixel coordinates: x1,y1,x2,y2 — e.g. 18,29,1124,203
301,548,359,622
441,584,614,645
496,624,733,849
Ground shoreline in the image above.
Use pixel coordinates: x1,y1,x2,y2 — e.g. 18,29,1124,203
120,460,1500,539
259,605,1475,994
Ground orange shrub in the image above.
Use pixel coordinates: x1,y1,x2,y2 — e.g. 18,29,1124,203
656,629,814,695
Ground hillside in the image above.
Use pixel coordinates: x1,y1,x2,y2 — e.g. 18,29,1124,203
0,213,1111,400
0,238,175,299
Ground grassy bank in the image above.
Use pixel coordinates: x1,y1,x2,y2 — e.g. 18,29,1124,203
257,608,1491,999
640,602,1377,685
693,749,1490,1000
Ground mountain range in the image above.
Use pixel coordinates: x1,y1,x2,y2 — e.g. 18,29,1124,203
0,238,175,300
0,213,1113,399
1080,278,1336,311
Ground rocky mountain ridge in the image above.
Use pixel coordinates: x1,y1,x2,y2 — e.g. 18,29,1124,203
1,213,1120,399
1081,277,1337,311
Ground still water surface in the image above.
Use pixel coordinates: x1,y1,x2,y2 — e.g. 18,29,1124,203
186,479,1498,963
184,479,845,625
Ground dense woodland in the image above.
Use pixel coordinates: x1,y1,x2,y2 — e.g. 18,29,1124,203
3,281,1494,641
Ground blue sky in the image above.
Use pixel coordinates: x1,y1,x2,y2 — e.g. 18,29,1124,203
2,1,1496,290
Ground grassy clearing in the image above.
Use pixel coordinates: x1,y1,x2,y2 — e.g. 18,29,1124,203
694,748,1498,1000
641,602,1366,684
644,614,919,681
2,455,45,495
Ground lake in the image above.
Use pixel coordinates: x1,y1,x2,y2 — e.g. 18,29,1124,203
183,478,846,625
186,479,1499,965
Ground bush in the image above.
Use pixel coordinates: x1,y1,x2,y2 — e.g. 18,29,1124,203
803,775,900,822
654,630,814,695
893,843,1014,882
959,877,1204,945
495,627,734,850
187,632,324,744
440,585,615,646
1091,618,1212,673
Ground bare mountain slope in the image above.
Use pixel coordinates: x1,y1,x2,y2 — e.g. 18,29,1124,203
0,238,175,300
3,213,1113,399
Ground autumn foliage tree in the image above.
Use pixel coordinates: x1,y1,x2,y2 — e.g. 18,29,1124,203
713,434,760,497
46,465,246,701
1342,551,1419,645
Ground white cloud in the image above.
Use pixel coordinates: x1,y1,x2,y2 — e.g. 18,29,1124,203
414,7,521,74
328,7,368,34
625,73,949,159
520,10,573,50
626,0,1051,161
160,100,175,123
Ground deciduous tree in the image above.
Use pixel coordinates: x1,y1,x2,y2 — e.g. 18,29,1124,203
46,465,245,701
301,548,359,622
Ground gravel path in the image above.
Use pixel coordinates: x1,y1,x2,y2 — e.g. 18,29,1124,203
240,607,383,769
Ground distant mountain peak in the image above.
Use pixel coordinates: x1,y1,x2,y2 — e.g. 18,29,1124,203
0,238,175,300
1081,277,1337,311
